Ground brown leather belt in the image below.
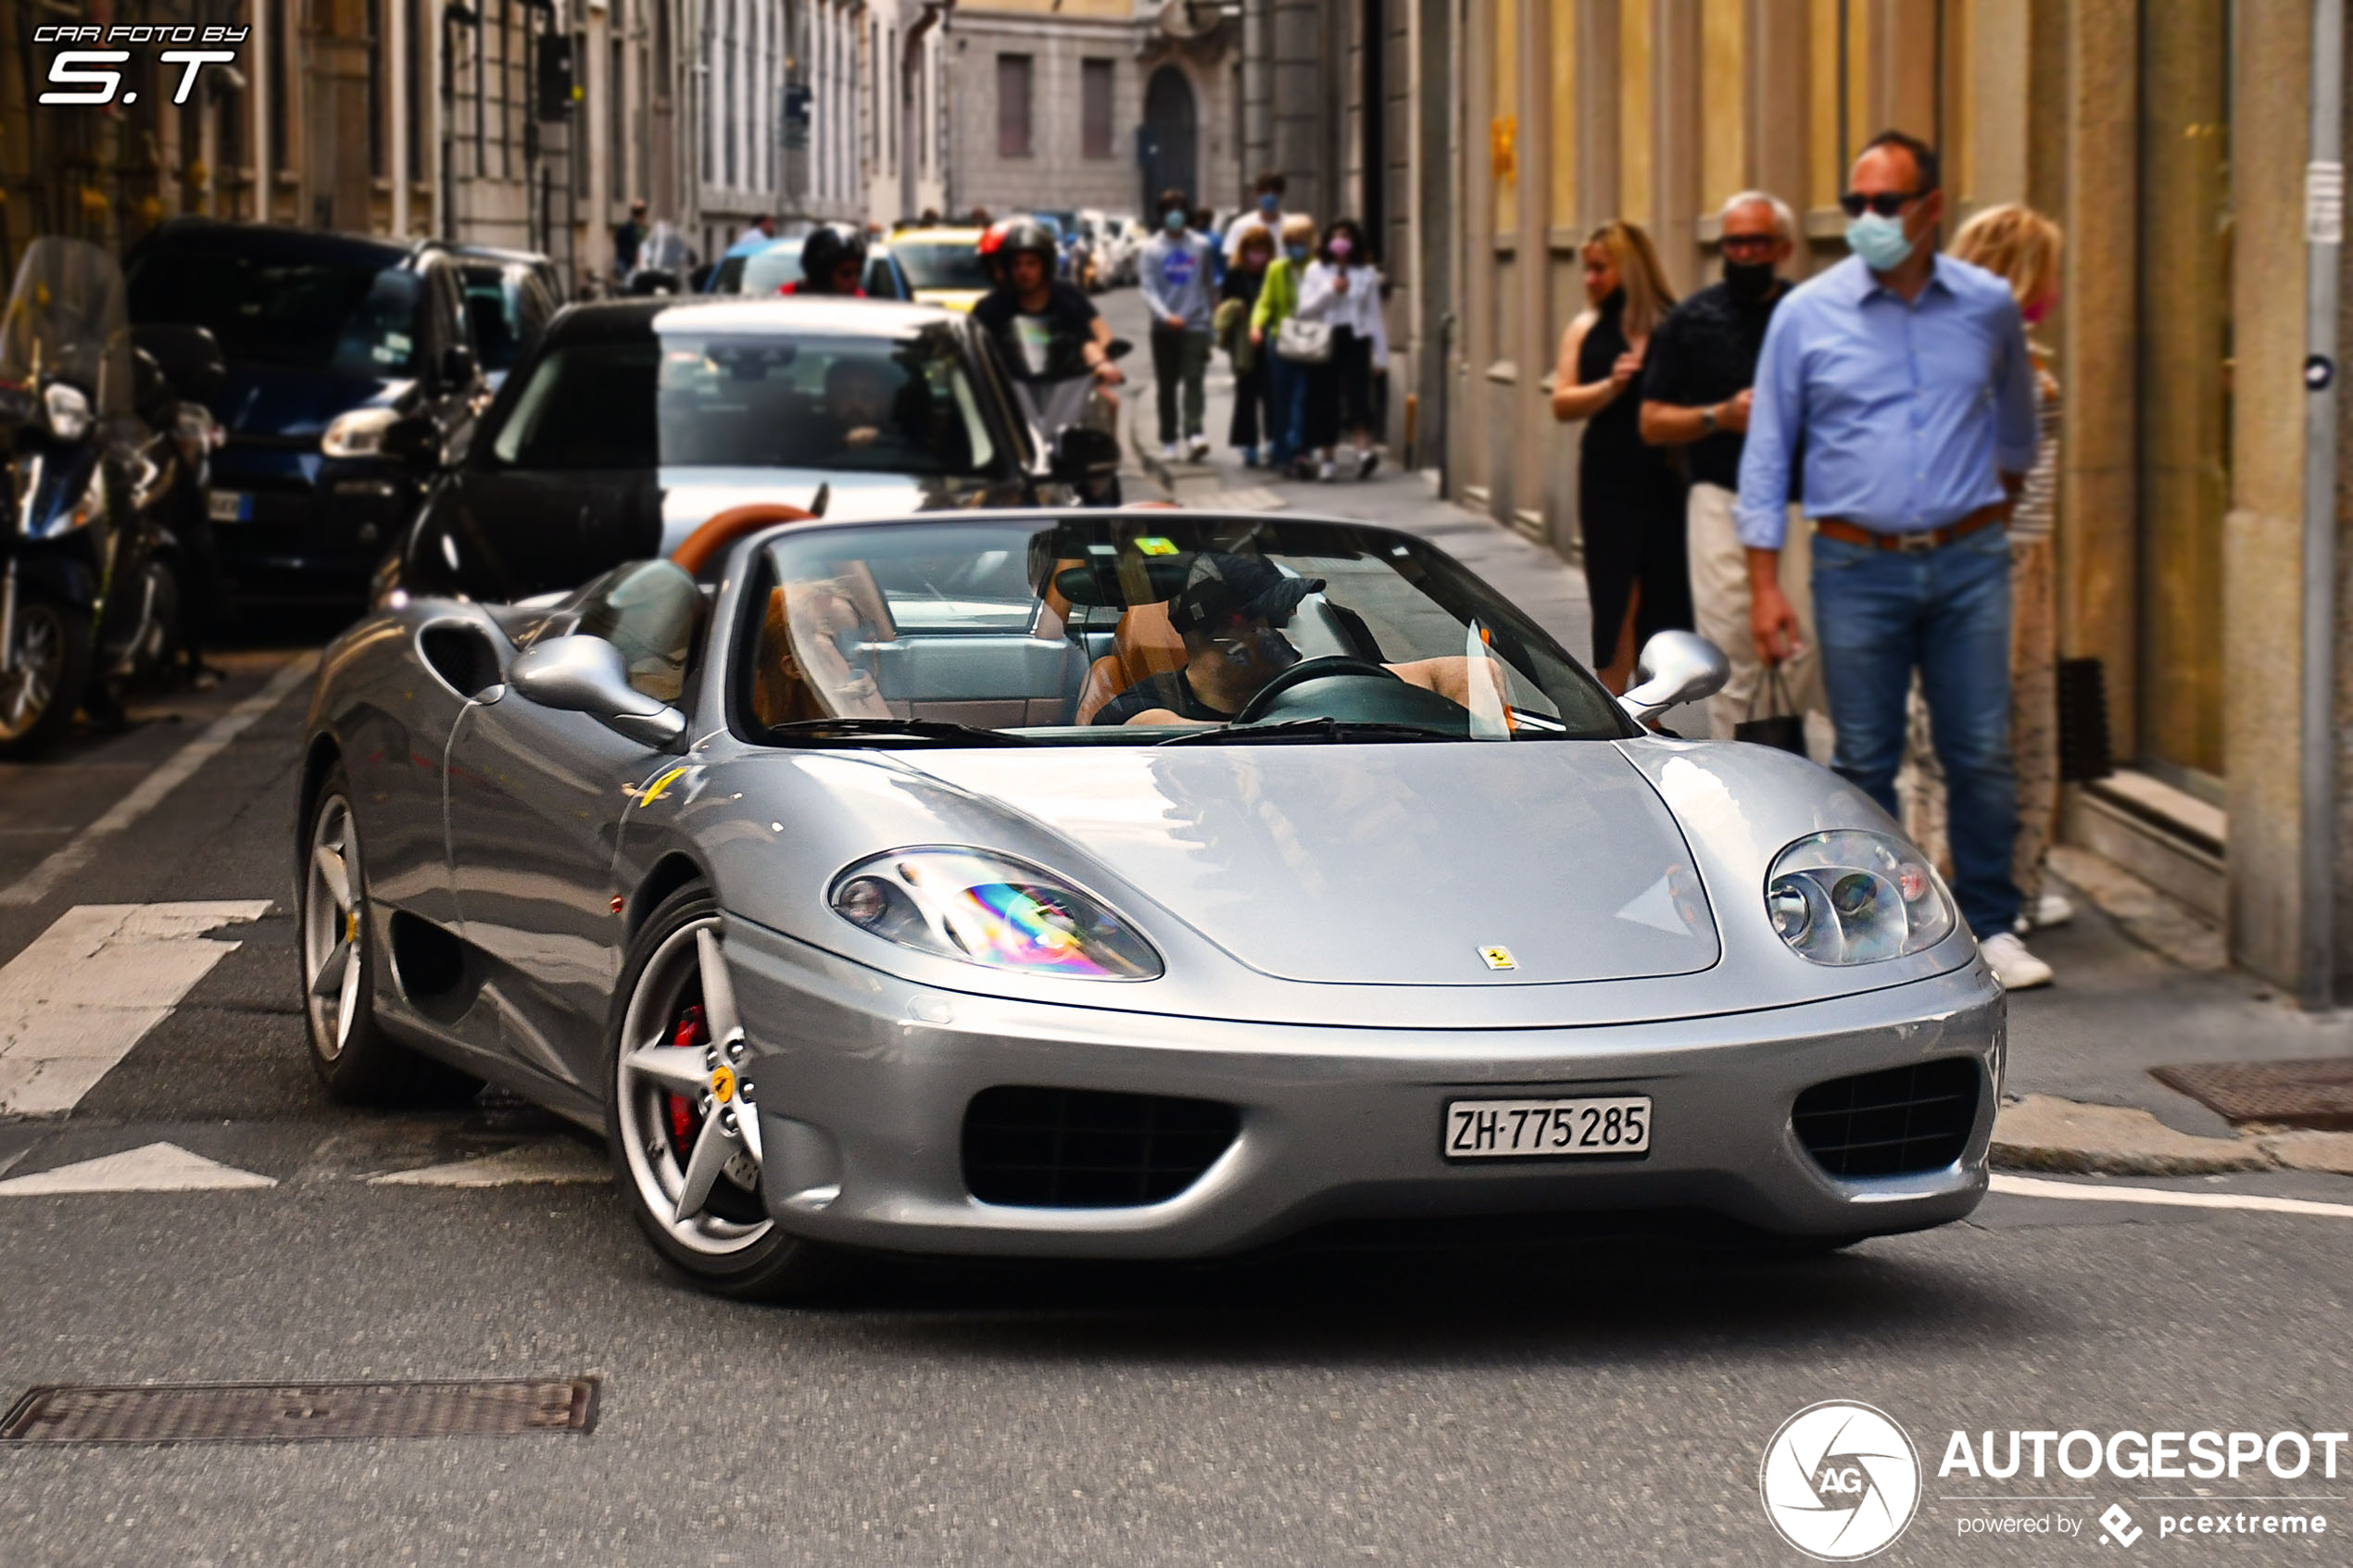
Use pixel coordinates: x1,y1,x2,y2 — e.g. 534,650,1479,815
1815,503,2007,553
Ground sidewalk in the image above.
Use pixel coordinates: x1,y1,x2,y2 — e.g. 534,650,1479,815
1100,286,2353,1185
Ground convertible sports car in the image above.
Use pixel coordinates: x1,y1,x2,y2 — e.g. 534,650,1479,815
296,508,2003,1298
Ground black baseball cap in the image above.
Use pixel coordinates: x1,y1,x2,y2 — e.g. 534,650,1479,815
1170,552,1324,633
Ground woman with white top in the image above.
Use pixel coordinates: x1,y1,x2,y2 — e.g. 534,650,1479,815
1292,218,1389,481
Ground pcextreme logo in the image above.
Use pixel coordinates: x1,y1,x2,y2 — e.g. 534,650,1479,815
1760,1399,1923,1561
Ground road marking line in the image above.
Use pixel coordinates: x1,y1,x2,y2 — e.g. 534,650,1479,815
0,656,318,909
1991,1172,2353,1220
367,1140,610,1187
0,901,270,1115
0,1141,275,1195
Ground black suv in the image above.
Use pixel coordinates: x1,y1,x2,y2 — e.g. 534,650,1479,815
125,221,487,604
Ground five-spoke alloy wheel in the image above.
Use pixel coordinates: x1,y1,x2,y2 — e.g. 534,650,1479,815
607,883,842,1298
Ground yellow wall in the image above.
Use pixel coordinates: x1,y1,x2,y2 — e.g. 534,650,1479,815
1549,0,1578,226
1699,0,1745,208
1493,0,1520,233
1619,0,1653,224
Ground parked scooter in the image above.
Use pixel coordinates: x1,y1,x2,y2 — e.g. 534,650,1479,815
1011,337,1131,508
0,237,220,759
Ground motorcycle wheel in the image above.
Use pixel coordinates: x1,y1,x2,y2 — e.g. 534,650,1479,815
123,553,184,691
0,589,94,760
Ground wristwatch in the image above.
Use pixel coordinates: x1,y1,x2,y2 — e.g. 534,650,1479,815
1699,405,1719,435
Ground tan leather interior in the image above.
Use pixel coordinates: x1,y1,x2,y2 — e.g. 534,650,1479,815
670,503,817,577
1074,600,1187,724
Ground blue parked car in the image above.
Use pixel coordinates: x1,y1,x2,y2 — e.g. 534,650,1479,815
125,220,487,605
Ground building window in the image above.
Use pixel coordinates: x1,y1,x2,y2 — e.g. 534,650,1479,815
1081,58,1114,160
268,0,290,174
366,0,386,178
612,37,628,199
997,54,1033,158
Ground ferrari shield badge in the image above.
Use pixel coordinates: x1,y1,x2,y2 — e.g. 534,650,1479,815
709,1065,737,1103
1478,946,1516,971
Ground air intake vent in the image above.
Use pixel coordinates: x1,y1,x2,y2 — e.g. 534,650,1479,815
1791,1058,1981,1178
962,1086,1239,1208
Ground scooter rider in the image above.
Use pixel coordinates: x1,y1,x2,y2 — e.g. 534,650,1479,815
973,220,1124,392
786,225,868,296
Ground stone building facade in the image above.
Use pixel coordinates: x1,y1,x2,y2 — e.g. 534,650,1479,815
941,0,1239,220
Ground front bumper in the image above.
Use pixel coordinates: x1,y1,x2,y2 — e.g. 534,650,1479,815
728,919,2006,1260
210,448,411,601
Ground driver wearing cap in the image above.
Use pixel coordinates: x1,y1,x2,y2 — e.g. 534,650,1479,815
1092,553,1504,726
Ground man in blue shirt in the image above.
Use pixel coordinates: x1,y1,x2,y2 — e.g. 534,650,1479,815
1736,130,2050,989
1140,187,1218,462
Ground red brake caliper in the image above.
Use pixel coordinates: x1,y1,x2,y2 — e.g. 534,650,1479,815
667,1003,707,1143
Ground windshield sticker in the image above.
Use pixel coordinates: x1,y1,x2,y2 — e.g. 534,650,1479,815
1134,537,1178,557
384,332,411,353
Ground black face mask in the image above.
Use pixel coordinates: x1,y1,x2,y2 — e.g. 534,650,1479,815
1723,258,1779,302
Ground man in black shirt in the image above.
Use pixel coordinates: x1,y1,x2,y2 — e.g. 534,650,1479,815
1094,554,1321,725
1639,191,1822,742
973,220,1123,386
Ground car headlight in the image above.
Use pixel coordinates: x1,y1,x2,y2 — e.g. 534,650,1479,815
321,407,400,458
1765,830,1956,964
829,847,1162,980
42,383,92,443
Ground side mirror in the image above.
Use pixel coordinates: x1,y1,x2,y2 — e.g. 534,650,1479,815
1052,425,1123,483
1618,630,1729,724
379,413,442,467
508,634,687,747
440,343,479,389
131,323,227,400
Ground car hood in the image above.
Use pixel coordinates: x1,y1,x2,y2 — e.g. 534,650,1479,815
905,743,1720,986
210,363,404,441
653,468,1022,554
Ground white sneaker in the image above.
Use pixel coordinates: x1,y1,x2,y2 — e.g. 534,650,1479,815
2034,892,2075,929
1159,442,1181,462
1316,458,1337,482
1187,434,1212,460
1980,932,2054,991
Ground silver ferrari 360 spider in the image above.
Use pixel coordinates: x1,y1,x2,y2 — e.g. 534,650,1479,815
296,508,2002,1297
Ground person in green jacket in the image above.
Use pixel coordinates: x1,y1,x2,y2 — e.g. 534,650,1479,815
1248,213,1318,471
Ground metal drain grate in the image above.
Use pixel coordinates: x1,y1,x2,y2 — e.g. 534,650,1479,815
2154,1059,2353,1128
0,1377,598,1445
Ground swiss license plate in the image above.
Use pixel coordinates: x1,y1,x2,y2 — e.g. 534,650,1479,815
208,490,251,522
1443,1096,1653,1160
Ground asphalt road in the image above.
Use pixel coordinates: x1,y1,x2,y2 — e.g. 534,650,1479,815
4,582,2353,1565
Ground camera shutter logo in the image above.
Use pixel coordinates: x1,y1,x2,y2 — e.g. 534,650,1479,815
1758,1400,1922,1560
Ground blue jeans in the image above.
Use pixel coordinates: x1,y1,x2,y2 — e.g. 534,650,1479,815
1265,353,1308,465
1811,525,2020,938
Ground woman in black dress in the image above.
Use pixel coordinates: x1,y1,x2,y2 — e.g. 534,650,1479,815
1549,220,1691,691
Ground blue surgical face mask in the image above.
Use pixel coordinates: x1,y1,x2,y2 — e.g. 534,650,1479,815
1844,212,1915,271
1164,209,1188,232
1285,244,1310,263
1258,194,1280,215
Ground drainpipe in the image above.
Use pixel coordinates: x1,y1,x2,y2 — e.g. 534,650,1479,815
2301,0,2344,1010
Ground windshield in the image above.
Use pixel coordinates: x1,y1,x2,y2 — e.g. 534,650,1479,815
0,237,134,417
486,324,1000,474
736,243,807,295
895,242,992,292
738,518,1629,745
460,267,533,370
127,242,421,376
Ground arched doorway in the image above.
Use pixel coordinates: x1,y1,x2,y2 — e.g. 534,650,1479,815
1139,66,1199,208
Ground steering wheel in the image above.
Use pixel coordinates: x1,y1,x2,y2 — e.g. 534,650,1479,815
1232,656,1401,724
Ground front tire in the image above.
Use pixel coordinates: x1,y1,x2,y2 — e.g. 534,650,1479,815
299,767,481,1104
0,588,94,760
606,883,847,1300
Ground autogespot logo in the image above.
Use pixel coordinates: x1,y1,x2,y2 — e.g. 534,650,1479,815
1760,1400,1923,1561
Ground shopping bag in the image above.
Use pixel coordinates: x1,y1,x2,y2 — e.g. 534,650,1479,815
1733,664,1807,755
1276,317,1334,364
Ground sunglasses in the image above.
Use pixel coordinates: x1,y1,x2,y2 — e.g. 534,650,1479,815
1838,189,1931,219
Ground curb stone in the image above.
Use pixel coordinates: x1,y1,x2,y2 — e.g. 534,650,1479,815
1991,1094,2274,1176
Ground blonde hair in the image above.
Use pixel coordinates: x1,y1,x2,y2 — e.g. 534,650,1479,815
1277,213,1318,245
1585,220,1677,341
1949,204,2062,313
